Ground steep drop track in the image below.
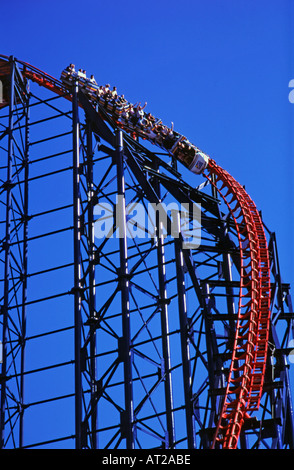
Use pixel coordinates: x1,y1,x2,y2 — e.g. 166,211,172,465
0,55,271,448
204,160,271,448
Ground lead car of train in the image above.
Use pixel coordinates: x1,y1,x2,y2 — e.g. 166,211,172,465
60,65,209,174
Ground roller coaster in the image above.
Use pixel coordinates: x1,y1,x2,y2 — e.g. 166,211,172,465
0,54,293,449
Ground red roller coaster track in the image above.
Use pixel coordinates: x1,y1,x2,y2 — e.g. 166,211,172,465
205,160,271,448
0,55,271,449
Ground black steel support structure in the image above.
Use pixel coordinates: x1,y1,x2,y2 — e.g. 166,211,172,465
0,56,293,449
0,57,30,448
115,129,134,449
0,57,15,450
174,230,196,449
85,118,98,449
151,161,175,448
19,66,30,449
72,79,83,448
72,85,101,449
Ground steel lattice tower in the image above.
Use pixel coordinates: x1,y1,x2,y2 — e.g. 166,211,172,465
0,55,293,449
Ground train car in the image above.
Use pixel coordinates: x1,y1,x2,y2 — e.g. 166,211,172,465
60,65,209,175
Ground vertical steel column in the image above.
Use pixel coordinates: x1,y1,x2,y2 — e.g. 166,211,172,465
115,129,134,449
0,58,15,449
19,90,30,448
86,119,98,448
202,282,225,443
174,217,196,448
152,166,175,448
217,200,236,334
72,80,83,449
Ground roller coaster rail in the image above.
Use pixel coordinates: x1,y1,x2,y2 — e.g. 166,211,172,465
0,54,293,449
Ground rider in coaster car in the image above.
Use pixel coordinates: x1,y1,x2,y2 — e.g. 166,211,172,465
96,85,104,99
135,102,147,127
90,74,97,84
66,63,75,74
78,69,87,79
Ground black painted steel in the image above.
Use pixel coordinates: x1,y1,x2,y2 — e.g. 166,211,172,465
0,56,293,448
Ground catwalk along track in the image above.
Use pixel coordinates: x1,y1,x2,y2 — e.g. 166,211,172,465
0,55,274,449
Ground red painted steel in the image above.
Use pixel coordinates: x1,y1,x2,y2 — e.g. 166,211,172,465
206,160,271,448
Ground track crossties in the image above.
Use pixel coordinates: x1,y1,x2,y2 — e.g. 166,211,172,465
206,160,271,448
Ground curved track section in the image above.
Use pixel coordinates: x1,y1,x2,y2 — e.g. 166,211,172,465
204,160,271,448
0,55,272,448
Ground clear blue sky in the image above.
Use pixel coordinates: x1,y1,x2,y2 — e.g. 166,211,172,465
2,0,293,285
1,0,294,447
